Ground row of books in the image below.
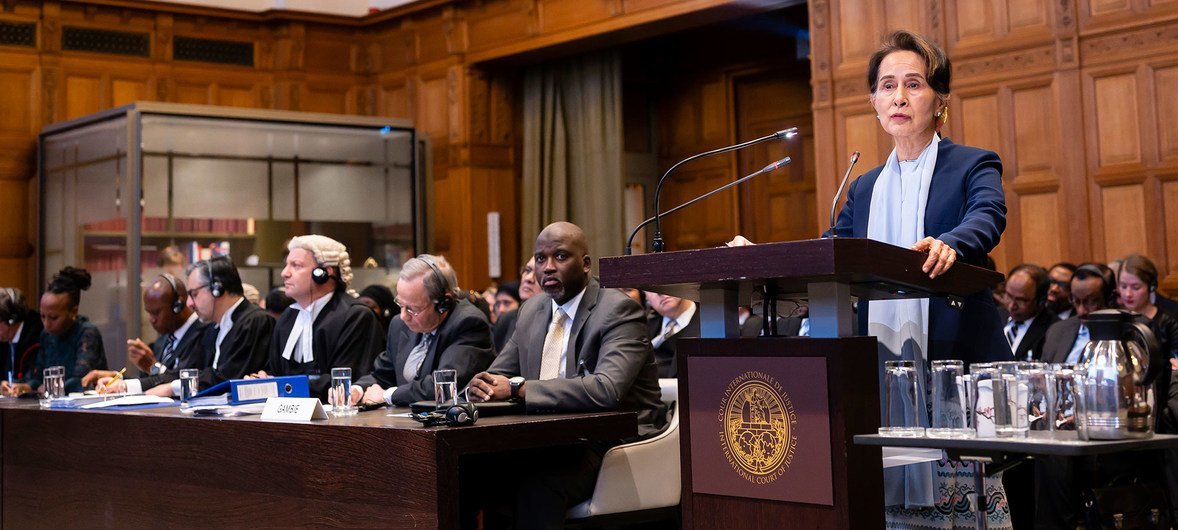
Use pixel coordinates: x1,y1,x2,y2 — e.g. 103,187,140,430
83,217,252,234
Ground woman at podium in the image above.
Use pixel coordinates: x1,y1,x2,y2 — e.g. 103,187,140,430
729,29,1016,528
838,29,1012,529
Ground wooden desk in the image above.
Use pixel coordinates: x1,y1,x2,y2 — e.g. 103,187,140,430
0,400,636,528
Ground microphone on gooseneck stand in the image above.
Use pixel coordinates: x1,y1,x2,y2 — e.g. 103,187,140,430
646,127,798,254
826,151,861,238
625,157,792,255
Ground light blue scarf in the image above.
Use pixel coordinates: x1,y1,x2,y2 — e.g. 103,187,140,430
868,133,940,508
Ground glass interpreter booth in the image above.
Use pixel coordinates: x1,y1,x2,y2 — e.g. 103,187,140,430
38,102,421,370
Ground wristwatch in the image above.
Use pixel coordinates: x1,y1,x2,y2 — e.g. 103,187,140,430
509,376,526,402
149,362,167,376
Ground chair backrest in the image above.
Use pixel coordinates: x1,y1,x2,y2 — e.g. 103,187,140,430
658,378,678,406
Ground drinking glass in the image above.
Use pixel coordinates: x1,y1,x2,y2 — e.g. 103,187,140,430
433,369,458,409
1023,364,1055,438
39,366,65,408
880,360,924,436
928,360,974,438
1052,364,1079,439
179,369,200,408
969,363,999,437
331,367,357,416
993,362,1030,438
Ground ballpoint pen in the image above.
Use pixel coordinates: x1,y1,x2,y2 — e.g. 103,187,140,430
98,367,126,394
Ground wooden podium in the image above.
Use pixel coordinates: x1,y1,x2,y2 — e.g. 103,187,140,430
600,238,1002,529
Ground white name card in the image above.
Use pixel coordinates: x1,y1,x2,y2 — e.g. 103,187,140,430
261,397,328,421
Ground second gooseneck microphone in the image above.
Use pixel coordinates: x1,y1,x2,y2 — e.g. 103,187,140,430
826,151,860,238
649,127,798,253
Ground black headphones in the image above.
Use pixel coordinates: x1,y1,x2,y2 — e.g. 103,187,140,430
311,265,331,285
204,261,224,298
159,274,184,315
420,256,456,314
1,288,24,325
412,401,478,427
1076,264,1117,308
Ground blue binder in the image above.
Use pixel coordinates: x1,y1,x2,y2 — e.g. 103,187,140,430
191,375,310,405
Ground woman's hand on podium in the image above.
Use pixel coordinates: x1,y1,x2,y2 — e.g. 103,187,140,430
726,235,755,247
911,236,956,279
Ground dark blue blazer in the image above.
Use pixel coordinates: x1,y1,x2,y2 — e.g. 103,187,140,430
829,138,1012,364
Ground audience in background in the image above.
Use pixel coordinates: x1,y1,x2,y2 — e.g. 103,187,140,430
0,267,107,396
1046,262,1077,319
645,291,698,378
1003,263,1058,361
262,286,296,319
518,259,539,302
492,281,521,352
0,288,42,386
157,245,187,279
1117,255,1178,361
358,284,398,333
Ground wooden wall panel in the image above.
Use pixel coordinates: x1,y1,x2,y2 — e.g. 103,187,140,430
953,2,995,43
843,112,884,169
1101,184,1149,258
174,83,212,104
1011,85,1055,176
540,0,616,33
0,70,33,136
64,75,102,120
959,93,1001,154
111,79,149,107
1092,72,1142,168
417,77,449,138
1019,192,1061,267
1154,65,1178,162
882,0,925,40
1008,0,1047,31
1164,179,1178,277
833,0,880,68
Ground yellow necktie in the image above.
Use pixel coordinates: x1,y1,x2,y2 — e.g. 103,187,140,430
539,309,568,380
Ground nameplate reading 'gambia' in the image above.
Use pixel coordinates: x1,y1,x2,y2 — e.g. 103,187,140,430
261,397,327,421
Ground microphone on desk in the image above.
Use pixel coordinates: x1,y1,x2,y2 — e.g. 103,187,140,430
625,157,792,255
647,127,798,253
825,151,860,238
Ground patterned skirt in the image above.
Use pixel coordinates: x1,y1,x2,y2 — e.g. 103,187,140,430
884,458,1012,530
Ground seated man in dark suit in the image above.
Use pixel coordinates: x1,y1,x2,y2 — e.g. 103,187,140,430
1004,263,1058,361
645,291,698,377
0,288,41,385
253,235,383,400
468,221,666,529
141,256,273,396
350,254,494,406
1040,263,1114,365
85,274,209,393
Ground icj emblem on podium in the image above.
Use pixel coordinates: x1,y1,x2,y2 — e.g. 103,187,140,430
718,371,798,485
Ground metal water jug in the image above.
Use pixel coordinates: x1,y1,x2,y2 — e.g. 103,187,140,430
1078,309,1160,440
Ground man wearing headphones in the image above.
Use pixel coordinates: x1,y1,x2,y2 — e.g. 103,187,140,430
350,254,494,406
134,255,272,395
86,274,210,393
0,288,42,386
1040,263,1115,364
1003,263,1059,361
253,235,383,400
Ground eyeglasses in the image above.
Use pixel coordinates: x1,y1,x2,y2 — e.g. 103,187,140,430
186,283,209,299
1071,296,1104,310
395,298,430,317
1050,280,1071,290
